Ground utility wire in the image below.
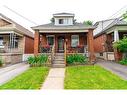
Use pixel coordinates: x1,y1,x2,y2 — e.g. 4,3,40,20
108,5,127,19
3,5,38,25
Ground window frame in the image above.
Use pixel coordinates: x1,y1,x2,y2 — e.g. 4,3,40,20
0,37,4,46
46,35,55,46
71,35,79,47
59,19,64,24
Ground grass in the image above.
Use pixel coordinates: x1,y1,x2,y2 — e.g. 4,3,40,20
64,65,127,89
0,67,49,89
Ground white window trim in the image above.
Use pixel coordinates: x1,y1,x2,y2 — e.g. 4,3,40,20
71,35,79,47
46,35,55,45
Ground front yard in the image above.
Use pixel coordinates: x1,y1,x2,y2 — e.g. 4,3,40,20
0,67,49,89
64,65,127,89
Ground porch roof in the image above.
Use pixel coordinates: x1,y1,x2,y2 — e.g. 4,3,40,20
0,13,34,38
31,23,95,32
94,18,127,38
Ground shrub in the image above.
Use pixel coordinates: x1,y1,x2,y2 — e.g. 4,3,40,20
119,58,127,65
113,36,127,52
27,54,48,66
66,54,88,64
0,58,3,67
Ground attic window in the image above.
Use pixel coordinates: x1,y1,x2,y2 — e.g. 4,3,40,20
59,19,63,24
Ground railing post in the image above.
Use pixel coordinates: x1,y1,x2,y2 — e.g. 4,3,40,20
64,41,67,65
51,44,55,64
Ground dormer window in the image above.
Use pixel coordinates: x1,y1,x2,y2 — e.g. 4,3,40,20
59,19,64,24
53,13,74,25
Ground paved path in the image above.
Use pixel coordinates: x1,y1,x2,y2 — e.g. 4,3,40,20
41,68,65,89
0,63,29,86
97,60,127,80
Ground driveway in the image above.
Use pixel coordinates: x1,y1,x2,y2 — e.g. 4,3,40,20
97,60,127,80
0,62,29,86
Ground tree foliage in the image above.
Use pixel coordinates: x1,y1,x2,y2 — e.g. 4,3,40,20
83,20,93,25
113,36,127,52
122,11,127,22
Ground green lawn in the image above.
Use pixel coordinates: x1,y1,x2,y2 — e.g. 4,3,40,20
0,67,49,89
64,65,127,89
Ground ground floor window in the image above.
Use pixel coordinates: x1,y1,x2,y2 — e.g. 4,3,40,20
71,35,79,47
9,37,19,48
47,35,54,46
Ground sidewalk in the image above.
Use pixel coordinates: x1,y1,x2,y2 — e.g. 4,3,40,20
0,63,29,85
97,60,127,80
41,68,65,89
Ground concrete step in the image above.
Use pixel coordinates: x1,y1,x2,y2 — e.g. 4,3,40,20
54,58,64,61
53,60,65,64
55,53,64,56
52,64,65,68
55,56,64,59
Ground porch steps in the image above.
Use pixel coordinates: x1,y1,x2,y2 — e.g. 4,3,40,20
52,53,65,68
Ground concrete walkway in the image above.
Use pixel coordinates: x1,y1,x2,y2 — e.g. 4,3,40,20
41,68,65,89
0,62,29,86
97,60,127,80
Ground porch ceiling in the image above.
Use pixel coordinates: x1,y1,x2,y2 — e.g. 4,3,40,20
39,29,88,33
106,25,127,34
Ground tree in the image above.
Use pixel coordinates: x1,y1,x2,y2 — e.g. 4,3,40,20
83,20,93,25
122,11,127,22
50,18,55,23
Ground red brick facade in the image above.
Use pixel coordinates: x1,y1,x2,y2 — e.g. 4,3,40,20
34,30,39,55
87,29,95,62
24,36,34,54
94,34,106,52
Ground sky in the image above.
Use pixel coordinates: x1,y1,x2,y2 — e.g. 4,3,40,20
0,0,127,32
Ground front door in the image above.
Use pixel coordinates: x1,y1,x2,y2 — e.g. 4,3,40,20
58,36,64,53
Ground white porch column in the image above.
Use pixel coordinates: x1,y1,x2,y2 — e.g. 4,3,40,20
114,30,119,42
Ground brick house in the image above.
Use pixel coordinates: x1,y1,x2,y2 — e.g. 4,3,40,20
94,18,127,61
0,13,34,65
32,13,95,66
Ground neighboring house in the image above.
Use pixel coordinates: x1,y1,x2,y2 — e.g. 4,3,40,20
32,13,95,65
94,17,127,61
0,13,34,65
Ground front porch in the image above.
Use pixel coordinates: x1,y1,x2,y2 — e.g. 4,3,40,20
105,28,127,61
34,29,95,65
0,33,24,64
39,33,88,54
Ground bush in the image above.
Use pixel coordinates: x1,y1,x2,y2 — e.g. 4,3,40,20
27,54,48,66
113,36,127,52
0,58,3,67
119,58,127,65
66,54,88,64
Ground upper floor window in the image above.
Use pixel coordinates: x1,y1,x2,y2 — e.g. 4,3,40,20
59,19,64,24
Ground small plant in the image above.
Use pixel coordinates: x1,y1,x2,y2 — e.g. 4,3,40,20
27,54,48,66
0,58,3,67
66,54,88,64
119,58,127,65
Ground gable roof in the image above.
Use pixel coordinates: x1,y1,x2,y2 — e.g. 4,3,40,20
31,22,95,30
94,18,127,38
53,12,75,17
0,13,34,38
